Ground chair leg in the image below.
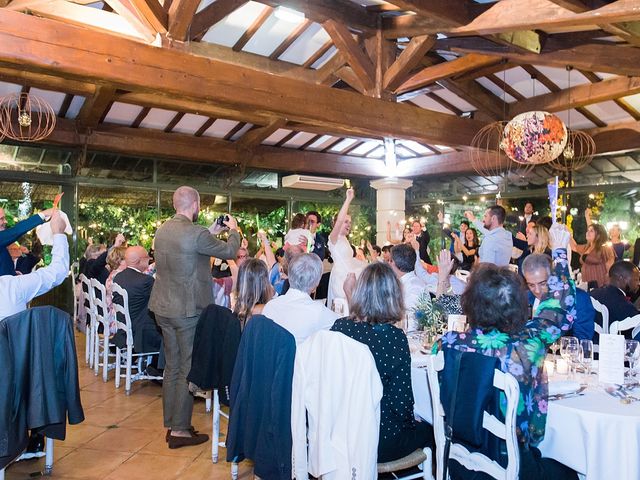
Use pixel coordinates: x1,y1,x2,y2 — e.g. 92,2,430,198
231,462,238,480
44,437,54,475
94,333,100,376
422,447,434,480
125,347,132,395
205,395,212,413
102,334,109,382
115,348,121,389
212,390,220,463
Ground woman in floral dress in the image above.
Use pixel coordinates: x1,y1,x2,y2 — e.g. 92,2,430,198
433,223,578,480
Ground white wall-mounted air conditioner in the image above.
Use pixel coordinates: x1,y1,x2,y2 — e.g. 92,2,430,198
281,175,345,191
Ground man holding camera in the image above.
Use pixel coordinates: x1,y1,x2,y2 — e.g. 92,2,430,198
150,186,240,449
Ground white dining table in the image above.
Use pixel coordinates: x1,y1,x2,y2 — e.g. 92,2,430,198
538,381,640,480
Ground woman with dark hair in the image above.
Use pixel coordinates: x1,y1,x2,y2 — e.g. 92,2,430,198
570,222,614,288
233,258,274,329
434,224,578,480
452,227,479,271
331,262,432,463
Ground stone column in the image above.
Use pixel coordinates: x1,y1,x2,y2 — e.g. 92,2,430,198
370,178,413,246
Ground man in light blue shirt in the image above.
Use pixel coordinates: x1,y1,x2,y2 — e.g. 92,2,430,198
464,205,513,267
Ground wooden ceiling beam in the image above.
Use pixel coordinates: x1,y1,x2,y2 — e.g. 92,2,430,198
235,118,287,149
232,5,273,52
260,0,377,32
451,0,640,36
444,39,640,77
76,86,116,129
0,10,487,147
383,35,435,91
381,14,449,39
269,19,312,60
438,78,505,120
129,0,168,34
396,54,501,95
167,0,200,41
386,0,472,27
0,66,95,96
103,0,158,39
323,20,375,93
510,75,640,116
189,0,247,40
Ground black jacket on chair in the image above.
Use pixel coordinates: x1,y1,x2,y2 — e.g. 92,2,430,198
226,315,296,480
0,306,84,469
187,304,241,404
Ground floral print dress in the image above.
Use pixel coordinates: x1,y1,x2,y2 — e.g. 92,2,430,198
433,248,576,448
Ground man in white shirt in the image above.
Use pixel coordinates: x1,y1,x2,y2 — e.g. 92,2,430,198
465,205,513,267
0,210,69,321
389,243,428,330
262,252,338,345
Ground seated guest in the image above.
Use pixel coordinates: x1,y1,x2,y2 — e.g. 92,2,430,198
0,206,54,277
8,242,40,274
523,253,595,341
434,224,578,480
332,262,433,463
105,246,127,333
262,252,338,345
234,258,275,329
85,233,126,284
113,246,162,353
590,261,640,340
390,243,429,330
0,210,69,461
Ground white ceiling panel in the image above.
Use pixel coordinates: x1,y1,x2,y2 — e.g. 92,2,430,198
410,94,460,114
172,113,211,134
554,109,596,129
201,2,267,47
620,93,640,111
229,122,254,140
29,88,66,114
307,135,338,150
196,0,215,14
501,66,551,98
263,128,292,145
103,102,144,126
534,66,590,89
475,77,517,103
202,119,239,138
328,138,358,152
243,12,305,57
279,23,330,65
65,96,86,119
350,140,381,155
431,89,477,112
139,108,178,130
585,101,633,125
399,140,431,155
0,81,21,96
283,131,316,148
312,46,338,69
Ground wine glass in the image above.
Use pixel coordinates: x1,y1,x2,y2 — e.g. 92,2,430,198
560,336,579,378
579,339,594,381
625,340,640,380
550,340,560,362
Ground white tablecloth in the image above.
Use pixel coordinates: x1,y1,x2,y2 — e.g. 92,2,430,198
411,351,432,424
539,383,640,480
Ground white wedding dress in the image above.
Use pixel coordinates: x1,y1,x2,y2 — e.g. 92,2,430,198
327,235,367,309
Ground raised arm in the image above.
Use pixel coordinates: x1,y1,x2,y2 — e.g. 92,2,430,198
196,215,241,259
258,231,276,269
329,188,354,245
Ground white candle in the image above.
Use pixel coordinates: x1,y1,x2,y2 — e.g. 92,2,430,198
556,358,568,375
544,360,555,376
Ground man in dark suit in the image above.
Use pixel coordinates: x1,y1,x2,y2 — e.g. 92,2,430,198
306,210,327,260
590,260,640,340
410,219,431,265
0,207,51,276
113,246,162,353
517,202,539,235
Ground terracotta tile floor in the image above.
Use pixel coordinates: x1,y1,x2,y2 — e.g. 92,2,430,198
5,333,255,480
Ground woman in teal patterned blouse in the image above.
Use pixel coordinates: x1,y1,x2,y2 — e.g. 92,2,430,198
434,224,577,479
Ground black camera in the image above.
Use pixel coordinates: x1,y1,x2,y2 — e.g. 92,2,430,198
216,214,230,227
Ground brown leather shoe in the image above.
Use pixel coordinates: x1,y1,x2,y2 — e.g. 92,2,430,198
165,426,198,442
168,432,209,449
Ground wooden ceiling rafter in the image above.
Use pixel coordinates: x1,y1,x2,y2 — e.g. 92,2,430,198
103,0,158,40
76,85,117,130
274,130,299,148
235,118,287,149
131,106,151,128
579,69,640,121
301,40,334,69
58,94,75,119
189,0,248,41
167,0,200,41
231,4,273,52
128,0,168,35
164,112,185,133
383,34,436,91
423,92,464,116
269,18,313,60
223,122,248,141
194,117,216,137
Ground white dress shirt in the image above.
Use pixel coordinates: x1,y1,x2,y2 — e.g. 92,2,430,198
262,288,339,345
0,234,69,320
473,221,513,266
400,271,429,331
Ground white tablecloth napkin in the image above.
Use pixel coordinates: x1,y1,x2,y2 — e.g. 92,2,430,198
411,352,432,424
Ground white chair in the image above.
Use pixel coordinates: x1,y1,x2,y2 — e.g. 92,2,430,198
426,351,520,480
609,313,640,339
90,278,116,382
590,297,610,337
79,274,96,367
110,283,162,395
0,437,54,479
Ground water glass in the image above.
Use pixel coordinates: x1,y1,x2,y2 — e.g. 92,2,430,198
625,340,640,379
579,339,594,380
560,336,579,378
550,340,560,362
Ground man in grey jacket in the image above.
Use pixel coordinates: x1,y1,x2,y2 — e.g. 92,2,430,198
150,186,241,449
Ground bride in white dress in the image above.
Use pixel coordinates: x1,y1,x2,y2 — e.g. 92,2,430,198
327,188,367,309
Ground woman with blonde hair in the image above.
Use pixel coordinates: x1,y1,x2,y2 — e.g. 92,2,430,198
105,245,127,333
513,224,551,274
